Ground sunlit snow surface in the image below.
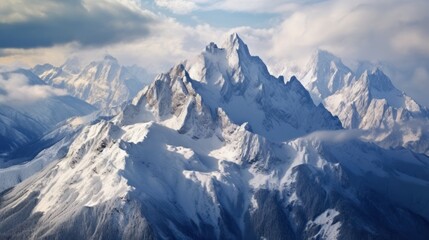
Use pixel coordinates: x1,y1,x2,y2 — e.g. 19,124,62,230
295,50,429,156
33,55,153,109
1,34,429,239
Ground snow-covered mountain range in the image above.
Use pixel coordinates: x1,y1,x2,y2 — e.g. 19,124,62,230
32,55,153,109
0,69,95,157
1,34,429,240
297,50,429,155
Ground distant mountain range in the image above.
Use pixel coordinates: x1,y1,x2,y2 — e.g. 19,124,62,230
32,55,153,109
297,49,429,155
1,34,428,240
0,69,95,158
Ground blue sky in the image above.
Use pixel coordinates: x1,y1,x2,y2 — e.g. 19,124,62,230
0,0,428,105
170,10,280,28
140,0,283,28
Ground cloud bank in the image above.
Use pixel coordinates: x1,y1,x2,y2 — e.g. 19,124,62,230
225,0,429,106
0,0,428,106
0,70,66,106
0,0,153,48
154,0,311,14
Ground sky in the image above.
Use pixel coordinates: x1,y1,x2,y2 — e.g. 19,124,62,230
0,0,428,105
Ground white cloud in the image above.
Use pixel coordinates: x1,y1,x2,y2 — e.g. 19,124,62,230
1,0,428,107
229,0,429,106
0,0,154,48
153,0,304,14
67,19,224,73
304,129,365,143
263,0,428,62
211,0,300,13
0,71,66,106
154,0,200,14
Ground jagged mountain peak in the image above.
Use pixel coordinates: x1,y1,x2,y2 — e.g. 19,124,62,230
299,49,354,104
199,33,257,76
222,32,250,54
205,42,219,53
32,55,151,109
354,60,381,77
365,68,395,92
88,55,120,68
306,49,350,72
4,37,429,240
313,49,342,65
353,68,397,95
127,36,342,142
286,75,311,94
288,75,299,83
103,54,118,62
322,60,429,154
32,63,56,75
202,33,247,56
193,32,272,87
60,56,82,74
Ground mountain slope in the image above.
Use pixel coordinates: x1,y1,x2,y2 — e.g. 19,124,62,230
298,50,354,104
2,116,429,239
182,34,342,141
1,34,429,240
120,34,341,143
33,55,152,109
0,113,100,192
298,50,429,155
0,69,95,156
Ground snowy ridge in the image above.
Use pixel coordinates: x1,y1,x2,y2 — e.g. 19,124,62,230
183,34,342,141
295,50,429,155
298,49,354,104
119,34,341,143
0,113,99,192
324,68,429,155
1,34,429,240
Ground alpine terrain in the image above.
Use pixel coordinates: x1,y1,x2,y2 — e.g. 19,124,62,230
298,50,429,155
0,69,95,158
32,55,153,109
1,34,429,240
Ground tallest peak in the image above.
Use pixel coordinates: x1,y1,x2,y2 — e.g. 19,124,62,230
222,32,250,56
103,54,118,62
230,32,241,41
226,32,244,46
